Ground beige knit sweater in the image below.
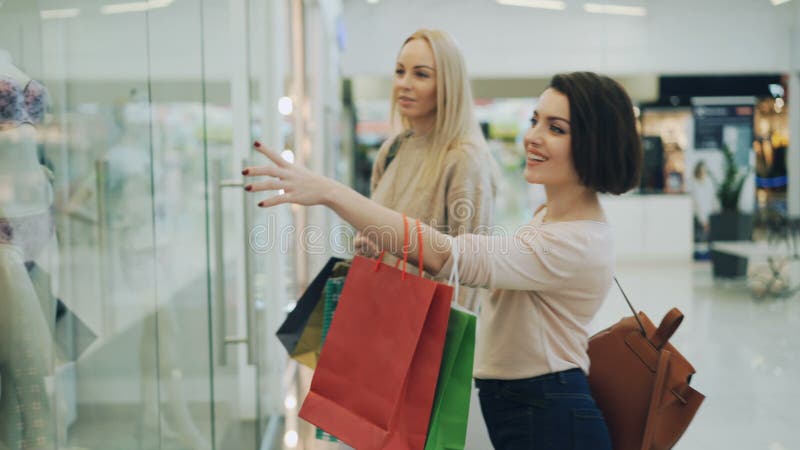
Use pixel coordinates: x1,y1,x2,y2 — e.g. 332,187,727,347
368,132,496,311
436,207,615,379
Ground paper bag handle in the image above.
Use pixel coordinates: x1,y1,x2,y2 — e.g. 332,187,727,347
375,214,422,279
447,238,460,307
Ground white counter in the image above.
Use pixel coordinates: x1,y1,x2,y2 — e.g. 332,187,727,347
600,194,693,262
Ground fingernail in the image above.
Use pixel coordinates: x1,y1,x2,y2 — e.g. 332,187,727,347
258,201,265,207
241,169,249,175
254,141,261,148
244,185,252,191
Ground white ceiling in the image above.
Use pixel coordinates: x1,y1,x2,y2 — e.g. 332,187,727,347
0,0,797,82
341,0,800,77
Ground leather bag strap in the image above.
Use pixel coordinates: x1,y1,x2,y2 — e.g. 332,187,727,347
383,131,411,172
651,308,684,350
641,349,671,450
614,277,647,336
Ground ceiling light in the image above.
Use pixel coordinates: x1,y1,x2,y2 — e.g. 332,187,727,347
283,431,298,448
284,395,297,409
770,0,791,5
40,8,80,19
101,0,173,15
496,0,567,11
278,96,293,115
584,3,647,16
768,84,785,98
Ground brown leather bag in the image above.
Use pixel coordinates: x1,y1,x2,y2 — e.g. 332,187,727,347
587,279,705,450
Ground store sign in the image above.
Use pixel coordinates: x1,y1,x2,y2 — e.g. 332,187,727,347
692,97,755,167
692,100,754,167
691,97,756,214
693,104,753,148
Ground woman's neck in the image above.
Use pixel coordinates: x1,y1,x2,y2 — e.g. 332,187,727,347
543,183,604,223
408,115,435,137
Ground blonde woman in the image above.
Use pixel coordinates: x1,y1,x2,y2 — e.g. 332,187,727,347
355,29,496,311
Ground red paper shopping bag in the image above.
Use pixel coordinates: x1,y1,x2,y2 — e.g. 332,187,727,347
299,217,452,450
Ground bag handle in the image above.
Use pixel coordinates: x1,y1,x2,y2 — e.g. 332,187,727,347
614,277,647,337
651,308,684,350
375,214,422,280
401,213,410,278
615,278,684,348
447,238,460,306
383,131,411,172
446,238,475,314
416,219,424,277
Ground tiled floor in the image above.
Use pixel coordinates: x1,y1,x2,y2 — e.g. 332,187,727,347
306,259,800,450
622,261,800,450
14,259,798,449
563,260,797,450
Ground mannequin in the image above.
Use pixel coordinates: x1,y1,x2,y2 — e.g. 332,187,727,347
0,48,56,449
0,48,52,224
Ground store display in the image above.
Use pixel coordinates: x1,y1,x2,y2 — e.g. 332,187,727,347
753,96,790,230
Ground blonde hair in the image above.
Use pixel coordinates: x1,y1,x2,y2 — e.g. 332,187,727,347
390,29,486,187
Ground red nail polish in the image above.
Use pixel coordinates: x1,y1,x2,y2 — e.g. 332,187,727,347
258,201,264,207
241,169,249,175
254,141,261,148
244,185,252,191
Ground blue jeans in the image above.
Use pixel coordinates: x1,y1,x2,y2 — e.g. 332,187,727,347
476,369,612,450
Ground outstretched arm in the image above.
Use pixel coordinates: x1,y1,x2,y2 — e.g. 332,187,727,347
243,142,452,273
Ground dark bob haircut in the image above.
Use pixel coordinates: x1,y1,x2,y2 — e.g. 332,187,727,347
549,72,642,195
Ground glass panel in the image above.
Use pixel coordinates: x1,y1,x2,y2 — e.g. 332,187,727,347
48,4,159,449
199,0,258,448
246,0,293,447
2,0,164,448
146,1,215,449
4,0,333,449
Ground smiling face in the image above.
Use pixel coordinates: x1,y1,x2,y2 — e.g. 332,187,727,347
523,88,581,188
393,39,438,129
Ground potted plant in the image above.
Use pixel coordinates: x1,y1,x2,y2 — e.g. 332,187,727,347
709,145,753,278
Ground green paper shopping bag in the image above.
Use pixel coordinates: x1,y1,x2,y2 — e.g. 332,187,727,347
316,275,346,443
424,308,475,450
425,241,476,450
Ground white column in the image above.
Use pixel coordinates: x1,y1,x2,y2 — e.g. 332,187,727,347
790,74,800,217
788,2,800,217
304,0,333,273
289,0,309,291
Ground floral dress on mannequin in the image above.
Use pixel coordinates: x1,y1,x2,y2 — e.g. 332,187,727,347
0,53,57,449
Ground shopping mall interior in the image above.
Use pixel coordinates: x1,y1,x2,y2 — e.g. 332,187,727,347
0,0,799,449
